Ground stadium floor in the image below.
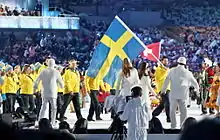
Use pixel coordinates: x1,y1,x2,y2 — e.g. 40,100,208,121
35,101,214,130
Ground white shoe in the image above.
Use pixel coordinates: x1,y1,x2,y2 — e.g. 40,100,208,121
52,121,59,129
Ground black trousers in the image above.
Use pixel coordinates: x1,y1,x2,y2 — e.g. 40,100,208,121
2,100,8,113
60,93,82,120
87,90,101,119
6,93,16,114
56,92,64,118
34,92,42,117
152,91,170,119
20,94,35,113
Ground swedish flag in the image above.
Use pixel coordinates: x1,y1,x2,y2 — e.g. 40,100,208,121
87,16,145,87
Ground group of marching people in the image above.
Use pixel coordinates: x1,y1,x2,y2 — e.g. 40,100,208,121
0,58,85,126
0,54,219,132
0,56,116,126
105,56,220,140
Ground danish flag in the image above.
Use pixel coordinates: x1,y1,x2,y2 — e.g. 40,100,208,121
141,41,162,62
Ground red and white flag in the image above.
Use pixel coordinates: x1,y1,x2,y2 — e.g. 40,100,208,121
141,41,162,62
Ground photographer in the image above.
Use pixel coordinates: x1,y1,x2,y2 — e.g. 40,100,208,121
120,86,152,140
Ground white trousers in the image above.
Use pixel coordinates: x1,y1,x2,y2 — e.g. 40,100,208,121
38,97,57,126
170,99,187,129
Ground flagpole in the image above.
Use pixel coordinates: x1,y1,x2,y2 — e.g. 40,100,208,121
150,52,165,68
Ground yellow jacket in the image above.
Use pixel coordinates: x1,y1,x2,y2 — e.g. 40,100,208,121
64,69,80,93
4,75,17,93
105,83,111,92
14,73,20,91
34,71,42,92
0,76,4,93
154,65,170,92
86,76,99,91
100,81,111,92
19,74,34,94
1,76,5,94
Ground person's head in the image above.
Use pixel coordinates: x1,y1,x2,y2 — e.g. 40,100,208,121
14,65,21,74
22,65,31,74
161,56,169,66
35,62,41,71
138,62,148,79
180,119,220,140
181,117,197,133
5,65,13,74
48,59,56,68
39,118,52,132
202,58,212,69
177,57,187,66
59,121,70,130
214,63,220,73
57,66,64,73
44,56,51,66
122,58,132,78
69,59,78,69
131,86,142,98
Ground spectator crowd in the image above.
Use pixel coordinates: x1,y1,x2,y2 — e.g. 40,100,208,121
0,2,42,16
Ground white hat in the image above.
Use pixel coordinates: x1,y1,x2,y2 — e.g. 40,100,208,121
177,57,187,65
203,58,212,66
48,59,56,68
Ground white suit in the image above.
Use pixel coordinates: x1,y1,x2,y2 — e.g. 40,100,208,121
120,97,152,140
116,68,139,113
34,59,64,126
161,65,199,128
140,75,156,107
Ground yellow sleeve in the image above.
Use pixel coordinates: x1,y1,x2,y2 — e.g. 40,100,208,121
154,67,167,81
85,76,90,93
64,70,73,93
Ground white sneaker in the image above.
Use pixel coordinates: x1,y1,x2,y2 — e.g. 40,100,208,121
52,121,59,129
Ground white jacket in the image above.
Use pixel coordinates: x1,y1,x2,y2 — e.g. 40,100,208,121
161,65,199,100
120,97,152,140
140,75,156,106
34,59,64,98
116,68,140,97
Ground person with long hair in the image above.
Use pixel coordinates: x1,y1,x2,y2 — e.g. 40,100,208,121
138,62,157,106
19,64,35,113
116,58,139,113
117,58,139,96
206,63,220,116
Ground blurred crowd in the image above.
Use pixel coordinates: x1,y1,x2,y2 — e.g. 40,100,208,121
0,23,220,73
0,2,42,16
163,4,220,26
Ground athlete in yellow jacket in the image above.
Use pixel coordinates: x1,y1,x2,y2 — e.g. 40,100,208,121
59,60,82,121
4,65,17,113
152,56,171,122
86,75,102,121
19,65,35,112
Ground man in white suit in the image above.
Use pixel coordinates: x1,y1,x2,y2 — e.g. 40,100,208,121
34,59,64,127
161,57,200,129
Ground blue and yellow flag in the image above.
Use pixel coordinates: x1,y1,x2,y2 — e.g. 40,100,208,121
87,16,145,87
